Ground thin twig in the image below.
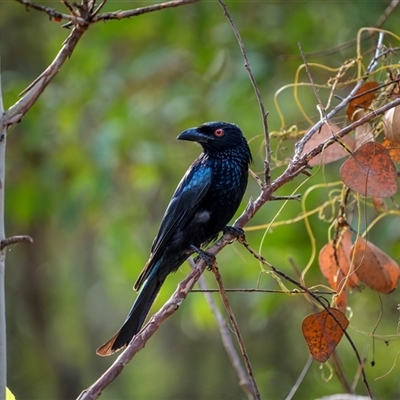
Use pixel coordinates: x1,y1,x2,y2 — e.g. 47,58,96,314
92,0,200,23
4,26,86,127
0,235,33,251
298,42,325,114
210,262,261,400
191,288,335,295
0,45,6,400
285,356,313,400
189,258,255,400
217,0,271,185
14,0,85,24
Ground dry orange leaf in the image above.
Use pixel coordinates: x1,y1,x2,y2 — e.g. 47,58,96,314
302,308,349,363
382,137,400,164
346,82,379,121
319,241,348,311
351,237,400,294
340,141,398,197
319,230,359,312
302,123,355,166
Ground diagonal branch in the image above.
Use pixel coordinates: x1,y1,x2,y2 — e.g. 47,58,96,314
14,0,86,24
14,0,200,26
209,262,261,400
4,26,86,127
190,258,256,400
92,0,200,23
0,47,6,400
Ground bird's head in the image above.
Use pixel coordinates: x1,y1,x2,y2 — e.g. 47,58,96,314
177,121,251,157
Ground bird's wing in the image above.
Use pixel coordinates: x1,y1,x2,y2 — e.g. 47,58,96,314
134,163,212,289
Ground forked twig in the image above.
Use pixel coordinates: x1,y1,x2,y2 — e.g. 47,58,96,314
189,258,255,400
209,261,261,400
92,0,200,22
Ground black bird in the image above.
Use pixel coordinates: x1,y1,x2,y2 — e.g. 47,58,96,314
97,121,252,356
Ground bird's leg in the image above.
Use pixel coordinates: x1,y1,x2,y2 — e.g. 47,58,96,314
223,225,246,243
191,245,216,270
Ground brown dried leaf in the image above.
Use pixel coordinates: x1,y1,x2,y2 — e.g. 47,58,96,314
302,123,354,166
340,141,398,197
319,230,358,311
351,237,400,294
319,242,348,311
347,82,379,121
302,308,349,363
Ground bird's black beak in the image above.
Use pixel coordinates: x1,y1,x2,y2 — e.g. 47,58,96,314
177,128,212,144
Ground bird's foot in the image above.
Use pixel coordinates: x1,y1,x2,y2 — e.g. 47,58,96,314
191,245,216,270
223,225,246,243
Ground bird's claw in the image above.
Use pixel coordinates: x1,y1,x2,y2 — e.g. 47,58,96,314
223,225,246,243
191,245,216,270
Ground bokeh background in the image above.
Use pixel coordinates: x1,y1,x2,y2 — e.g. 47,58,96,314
2,1,400,399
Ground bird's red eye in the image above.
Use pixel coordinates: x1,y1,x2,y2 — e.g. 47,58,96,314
214,128,225,137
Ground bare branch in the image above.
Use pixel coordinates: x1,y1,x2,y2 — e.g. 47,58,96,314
285,356,313,400
4,26,86,127
92,0,200,23
0,47,6,400
14,0,85,24
217,0,271,185
191,288,335,295
189,258,255,400
0,235,34,251
210,262,261,400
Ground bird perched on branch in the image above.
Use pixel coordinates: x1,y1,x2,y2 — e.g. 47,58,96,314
97,121,252,356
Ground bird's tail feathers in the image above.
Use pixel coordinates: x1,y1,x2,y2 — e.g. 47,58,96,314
96,270,164,356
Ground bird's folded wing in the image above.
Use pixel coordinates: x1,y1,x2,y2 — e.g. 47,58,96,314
134,165,212,289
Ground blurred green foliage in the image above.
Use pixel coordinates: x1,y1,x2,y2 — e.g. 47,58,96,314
2,1,400,399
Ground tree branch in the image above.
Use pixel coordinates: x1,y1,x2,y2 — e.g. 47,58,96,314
0,46,6,400
92,0,200,23
190,258,256,400
4,26,86,127
209,262,261,400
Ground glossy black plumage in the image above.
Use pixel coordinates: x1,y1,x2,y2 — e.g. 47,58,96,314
97,121,252,356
